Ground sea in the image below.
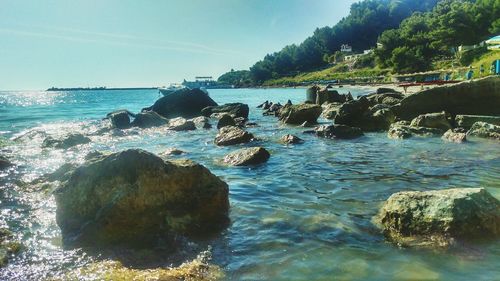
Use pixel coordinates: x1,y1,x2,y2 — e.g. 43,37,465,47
0,88,499,280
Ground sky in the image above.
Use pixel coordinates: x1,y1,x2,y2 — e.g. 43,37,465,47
0,0,358,90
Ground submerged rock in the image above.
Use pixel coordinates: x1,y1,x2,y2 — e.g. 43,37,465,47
201,103,249,119
377,188,500,247
144,88,218,119
42,133,91,149
0,155,12,170
214,126,254,146
106,110,134,129
223,147,270,166
467,122,500,140
315,124,364,140
63,250,223,281
279,104,322,125
217,114,236,129
455,115,500,129
395,76,500,120
0,228,22,267
159,148,186,157
280,134,304,144
410,112,451,132
131,111,169,128
442,129,467,143
168,117,196,131
54,149,229,246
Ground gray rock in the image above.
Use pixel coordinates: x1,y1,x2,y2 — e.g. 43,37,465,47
168,117,196,131
455,115,500,129
280,134,304,144
442,129,467,143
223,147,270,166
201,103,249,119
467,122,500,140
214,126,254,146
106,110,133,129
131,111,169,128
143,88,218,119
217,114,236,129
54,149,229,246
388,124,443,139
42,133,91,149
279,104,322,125
321,102,342,120
315,124,364,139
377,188,500,247
191,116,212,129
410,112,451,131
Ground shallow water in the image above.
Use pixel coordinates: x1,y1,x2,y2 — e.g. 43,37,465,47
0,88,499,280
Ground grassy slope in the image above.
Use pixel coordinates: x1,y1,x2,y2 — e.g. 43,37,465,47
263,51,499,86
471,51,499,78
263,63,390,86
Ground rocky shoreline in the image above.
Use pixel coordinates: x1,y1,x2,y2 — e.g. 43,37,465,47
1,77,499,279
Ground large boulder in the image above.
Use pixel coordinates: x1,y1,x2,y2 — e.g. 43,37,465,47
214,126,254,146
223,147,270,166
395,76,500,120
167,117,196,131
455,115,500,129
377,188,500,247
144,88,218,119
42,133,91,149
106,110,134,129
410,112,452,132
131,111,169,128
201,103,249,119
279,104,322,125
365,92,404,107
54,149,229,246
467,122,500,140
315,124,364,139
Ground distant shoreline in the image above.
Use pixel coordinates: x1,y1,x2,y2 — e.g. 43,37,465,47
46,87,158,92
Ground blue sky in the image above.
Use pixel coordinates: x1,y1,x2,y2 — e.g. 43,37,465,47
0,0,358,90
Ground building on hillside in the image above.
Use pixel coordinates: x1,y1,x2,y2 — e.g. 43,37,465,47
363,49,373,55
376,43,383,49
341,44,352,53
486,35,500,51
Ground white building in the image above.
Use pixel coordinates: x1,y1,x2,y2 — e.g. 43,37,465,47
341,44,352,53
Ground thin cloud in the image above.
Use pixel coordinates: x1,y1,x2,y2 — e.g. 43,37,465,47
0,26,240,56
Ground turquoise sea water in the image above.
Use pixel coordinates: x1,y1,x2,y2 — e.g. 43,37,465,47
0,88,499,280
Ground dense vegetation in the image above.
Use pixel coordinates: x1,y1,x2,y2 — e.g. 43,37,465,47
218,0,499,85
248,0,439,83
375,0,500,73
